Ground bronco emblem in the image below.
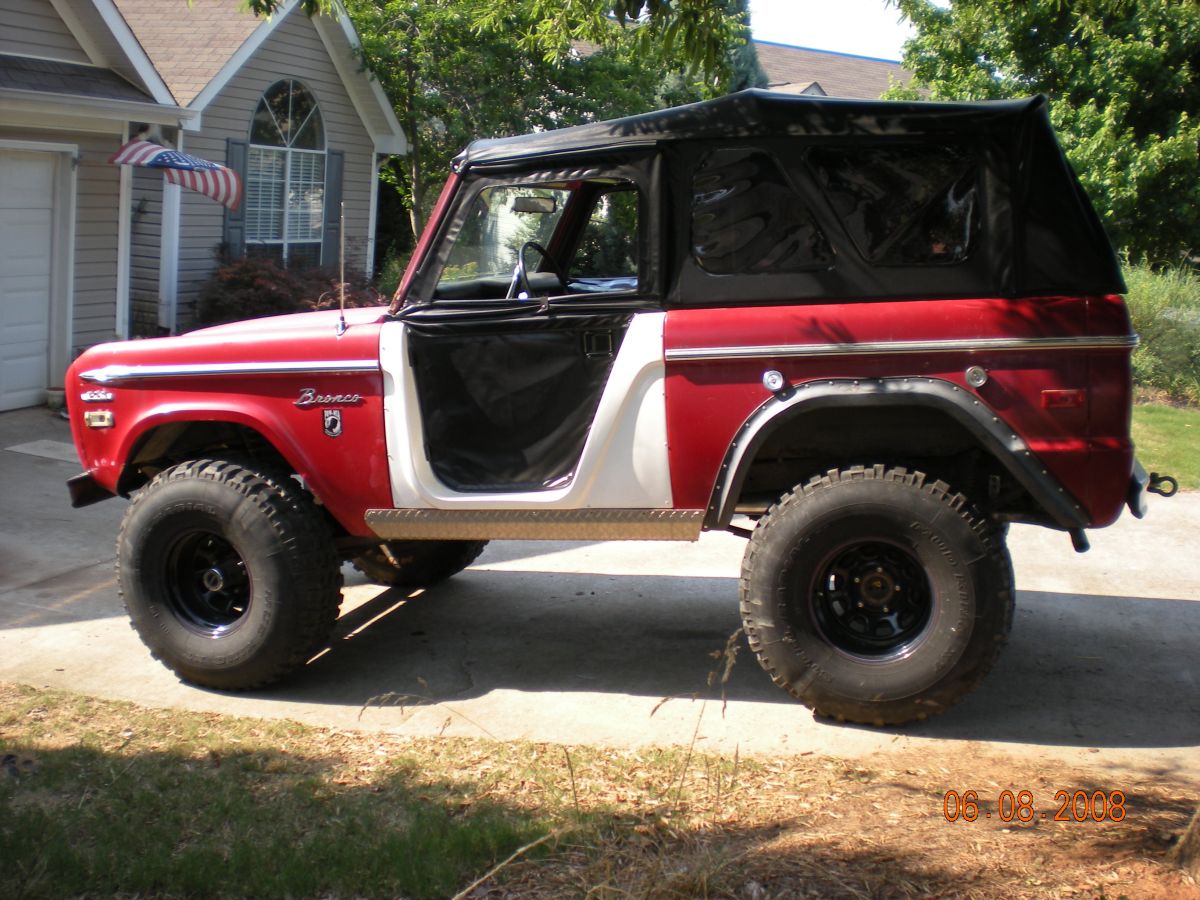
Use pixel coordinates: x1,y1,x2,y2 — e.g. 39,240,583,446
322,409,343,438
296,387,363,408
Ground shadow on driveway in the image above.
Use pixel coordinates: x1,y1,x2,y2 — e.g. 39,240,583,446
225,569,1200,751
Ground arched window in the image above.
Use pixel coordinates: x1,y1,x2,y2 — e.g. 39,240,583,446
245,80,326,268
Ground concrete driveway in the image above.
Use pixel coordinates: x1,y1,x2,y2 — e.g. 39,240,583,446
2,406,1197,778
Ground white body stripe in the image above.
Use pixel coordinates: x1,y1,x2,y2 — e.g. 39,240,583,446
379,312,673,510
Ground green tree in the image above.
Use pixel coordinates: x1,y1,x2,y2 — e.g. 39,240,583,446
723,0,768,92
344,0,757,246
885,0,1200,262
247,0,745,84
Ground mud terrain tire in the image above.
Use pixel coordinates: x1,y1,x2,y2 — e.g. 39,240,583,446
117,458,342,690
740,465,1013,726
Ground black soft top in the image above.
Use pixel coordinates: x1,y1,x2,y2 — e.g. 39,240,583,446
457,90,1044,168
452,90,1125,299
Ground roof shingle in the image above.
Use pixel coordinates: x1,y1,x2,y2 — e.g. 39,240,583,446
112,0,262,105
754,42,911,100
0,53,155,103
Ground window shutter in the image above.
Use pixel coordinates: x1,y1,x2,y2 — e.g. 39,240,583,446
321,149,344,268
224,138,249,258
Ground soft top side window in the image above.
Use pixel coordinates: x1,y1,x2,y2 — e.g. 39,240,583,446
691,148,832,275
571,187,639,280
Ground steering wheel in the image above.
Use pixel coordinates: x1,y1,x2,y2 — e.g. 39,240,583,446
509,241,567,300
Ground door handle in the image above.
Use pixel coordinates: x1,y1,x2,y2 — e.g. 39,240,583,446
583,331,615,358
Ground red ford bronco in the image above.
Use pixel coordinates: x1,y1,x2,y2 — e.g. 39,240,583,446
65,90,1172,725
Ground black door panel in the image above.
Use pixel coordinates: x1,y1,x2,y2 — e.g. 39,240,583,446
406,310,633,492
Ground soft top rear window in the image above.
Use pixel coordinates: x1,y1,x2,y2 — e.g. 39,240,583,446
806,143,978,267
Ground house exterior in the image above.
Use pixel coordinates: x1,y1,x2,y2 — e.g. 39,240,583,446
754,41,912,99
0,0,406,412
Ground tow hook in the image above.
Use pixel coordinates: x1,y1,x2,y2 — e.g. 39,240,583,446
1148,472,1179,498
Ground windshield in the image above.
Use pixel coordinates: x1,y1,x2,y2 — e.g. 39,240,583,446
441,186,570,282
434,179,640,299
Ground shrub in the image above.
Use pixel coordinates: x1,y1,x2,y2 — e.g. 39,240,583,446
1124,260,1200,405
373,247,412,299
194,255,386,328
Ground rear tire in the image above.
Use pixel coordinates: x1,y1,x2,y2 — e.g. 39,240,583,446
740,465,1013,726
117,458,342,690
351,540,488,587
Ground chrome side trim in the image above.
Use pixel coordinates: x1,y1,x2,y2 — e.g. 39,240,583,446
665,335,1138,362
365,508,704,541
79,359,379,384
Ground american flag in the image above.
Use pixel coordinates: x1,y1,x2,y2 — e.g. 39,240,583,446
109,139,242,210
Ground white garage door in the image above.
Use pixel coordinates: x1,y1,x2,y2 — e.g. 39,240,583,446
0,150,57,411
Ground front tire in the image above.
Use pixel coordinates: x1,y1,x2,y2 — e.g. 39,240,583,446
117,458,342,690
740,466,1013,726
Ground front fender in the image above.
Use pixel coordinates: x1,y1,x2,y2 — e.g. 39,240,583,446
70,383,389,537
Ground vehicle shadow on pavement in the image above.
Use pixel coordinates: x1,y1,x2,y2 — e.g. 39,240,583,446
296,568,774,707
271,572,1200,750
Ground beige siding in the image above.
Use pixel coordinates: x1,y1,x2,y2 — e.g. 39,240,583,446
70,132,121,349
130,166,163,335
176,8,375,328
0,0,90,63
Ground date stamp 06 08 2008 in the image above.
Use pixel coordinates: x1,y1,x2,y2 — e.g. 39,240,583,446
943,790,1127,824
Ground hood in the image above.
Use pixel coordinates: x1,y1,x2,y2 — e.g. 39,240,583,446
185,306,388,339
70,307,388,380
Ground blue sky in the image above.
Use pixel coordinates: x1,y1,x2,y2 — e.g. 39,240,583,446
748,0,918,61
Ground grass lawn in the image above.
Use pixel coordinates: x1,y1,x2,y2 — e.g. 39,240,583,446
1132,403,1200,490
2,683,1197,898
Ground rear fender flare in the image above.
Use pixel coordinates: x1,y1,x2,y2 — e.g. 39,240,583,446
707,377,1088,530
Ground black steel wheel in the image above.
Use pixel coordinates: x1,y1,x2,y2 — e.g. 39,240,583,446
117,458,342,690
351,540,487,588
740,465,1013,726
811,540,933,659
162,531,250,635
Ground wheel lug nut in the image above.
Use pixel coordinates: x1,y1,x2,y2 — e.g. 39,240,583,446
894,585,901,592
882,606,890,613
856,601,864,608
853,577,860,583
875,566,883,573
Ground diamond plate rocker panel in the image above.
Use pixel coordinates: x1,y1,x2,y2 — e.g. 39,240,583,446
364,508,705,541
